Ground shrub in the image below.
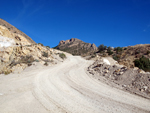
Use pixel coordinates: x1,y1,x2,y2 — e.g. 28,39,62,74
102,53,107,57
35,59,39,62
10,55,35,67
114,47,123,53
98,44,107,52
18,55,34,64
28,63,32,66
124,48,127,50
59,53,66,59
42,52,48,57
134,56,150,72
4,70,11,75
107,49,113,55
44,62,48,66
135,51,140,55
147,51,150,55
91,55,96,58
46,46,50,48
113,55,120,61
38,43,43,46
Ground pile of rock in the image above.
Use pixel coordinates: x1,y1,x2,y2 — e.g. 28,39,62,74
0,44,66,74
113,66,127,76
88,57,150,98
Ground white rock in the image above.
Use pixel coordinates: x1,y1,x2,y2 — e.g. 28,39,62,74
0,93,3,96
122,85,126,87
119,72,124,75
143,86,148,90
0,36,15,48
103,58,110,65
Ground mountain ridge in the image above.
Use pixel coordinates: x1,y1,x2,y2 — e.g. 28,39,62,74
55,38,98,55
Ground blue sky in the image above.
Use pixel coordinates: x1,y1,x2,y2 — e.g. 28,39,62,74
0,0,150,47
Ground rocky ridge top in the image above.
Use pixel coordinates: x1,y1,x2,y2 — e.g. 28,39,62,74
56,38,98,55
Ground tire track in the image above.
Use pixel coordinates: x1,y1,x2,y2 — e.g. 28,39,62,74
33,56,150,113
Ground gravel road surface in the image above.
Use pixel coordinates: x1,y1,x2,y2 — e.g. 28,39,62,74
0,56,150,113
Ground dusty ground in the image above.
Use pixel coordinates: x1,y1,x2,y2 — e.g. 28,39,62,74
0,55,150,113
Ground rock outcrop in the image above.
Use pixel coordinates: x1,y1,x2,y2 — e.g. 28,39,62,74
55,38,98,55
0,19,66,74
0,44,66,74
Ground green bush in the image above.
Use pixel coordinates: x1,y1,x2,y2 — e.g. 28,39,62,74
20,55,34,64
59,53,66,59
46,46,50,48
107,49,113,55
134,56,150,72
4,70,11,75
124,47,127,50
10,55,35,67
98,44,107,52
44,62,48,66
114,47,123,53
28,63,32,66
35,59,39,62
42,52,48,57
113,55,120,61
38,43,43,46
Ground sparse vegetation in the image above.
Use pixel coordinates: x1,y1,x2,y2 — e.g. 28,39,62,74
113,54,120,61
107,47,113,55
124,47,127,50
59,53,66,59
134,56,150,72
10,55,35,67
38,43,43,46
46,46,50,49
114,47,123,53
42,51,48,57
35,59,39,62
44,62,48,66
147,51,150,55
4,70,11,75
28,63,32,66
98,44,107,52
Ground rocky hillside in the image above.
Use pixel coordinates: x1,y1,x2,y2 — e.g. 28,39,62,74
118,44,150,68
0,18,35,44
92,44,150,71
0,19,67,74
88,57,150,99
0,44,67,74
55,38,98,55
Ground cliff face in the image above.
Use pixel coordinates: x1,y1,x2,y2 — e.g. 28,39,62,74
0,18,35,44
56,38,98,55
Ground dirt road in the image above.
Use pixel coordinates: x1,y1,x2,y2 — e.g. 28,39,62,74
0,56,150,113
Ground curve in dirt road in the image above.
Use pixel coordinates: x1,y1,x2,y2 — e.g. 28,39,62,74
33,56,150,113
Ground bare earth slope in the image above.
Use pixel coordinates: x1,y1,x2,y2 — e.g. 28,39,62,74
0,55,150,113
